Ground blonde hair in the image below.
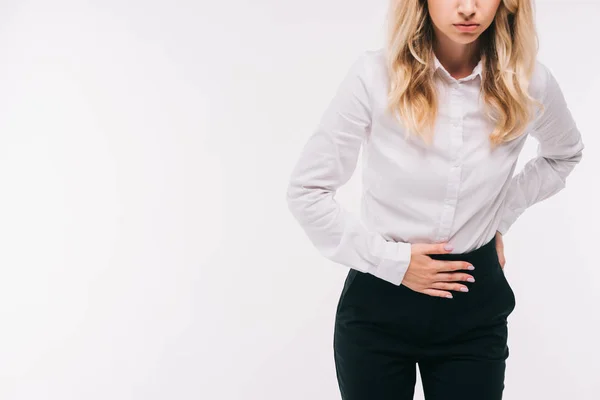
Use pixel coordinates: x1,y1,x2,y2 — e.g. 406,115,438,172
385,0,543,148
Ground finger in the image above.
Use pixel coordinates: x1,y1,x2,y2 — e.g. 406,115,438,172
434,260,474,272
422,288,454,299
430,281,469,292
418,242,454,255
433,272,475,283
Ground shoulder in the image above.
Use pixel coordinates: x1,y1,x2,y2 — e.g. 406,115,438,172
345,48,388,91
344,48,387,73
526,59,579,135
363,47,387,64
358,47,387,74
529,59,560,103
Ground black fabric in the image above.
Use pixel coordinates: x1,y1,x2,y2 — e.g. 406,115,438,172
333,235,516,400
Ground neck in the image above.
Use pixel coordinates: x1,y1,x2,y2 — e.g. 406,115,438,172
432,31,481,77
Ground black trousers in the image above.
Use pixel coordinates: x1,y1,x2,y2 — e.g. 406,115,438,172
333,235,516,400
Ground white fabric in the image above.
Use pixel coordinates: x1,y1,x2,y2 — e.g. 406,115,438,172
286,48,584,286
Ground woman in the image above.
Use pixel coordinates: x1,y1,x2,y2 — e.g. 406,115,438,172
285,0,584,399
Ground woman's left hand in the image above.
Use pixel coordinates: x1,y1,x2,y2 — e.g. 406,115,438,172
495,231,506,270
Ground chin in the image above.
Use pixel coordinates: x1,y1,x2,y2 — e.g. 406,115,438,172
451,35,481,45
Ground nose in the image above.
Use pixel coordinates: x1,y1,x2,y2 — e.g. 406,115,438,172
458,0,476,16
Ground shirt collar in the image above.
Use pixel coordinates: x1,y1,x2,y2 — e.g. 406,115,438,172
433,52,483,81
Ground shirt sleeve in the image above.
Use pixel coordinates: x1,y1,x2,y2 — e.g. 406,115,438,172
497,63,585,236
285,52,412,286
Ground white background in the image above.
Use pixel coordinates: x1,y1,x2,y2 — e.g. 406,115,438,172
0,0,598,399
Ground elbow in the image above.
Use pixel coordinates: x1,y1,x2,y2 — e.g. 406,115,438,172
553,147,583,168
568,134,585,165
565,141,584,168
285,181,298,214
567,140,584,164
544,147,584,187
286,177,335,224
286,178,309,218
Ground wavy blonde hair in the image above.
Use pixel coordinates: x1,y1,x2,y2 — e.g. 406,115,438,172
386,0,543,148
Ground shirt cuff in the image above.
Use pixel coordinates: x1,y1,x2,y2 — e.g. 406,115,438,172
366,241,412,286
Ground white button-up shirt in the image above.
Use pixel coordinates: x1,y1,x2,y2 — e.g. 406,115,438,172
285,48,584,286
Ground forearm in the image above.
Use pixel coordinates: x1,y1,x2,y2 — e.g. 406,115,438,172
497,138,583,235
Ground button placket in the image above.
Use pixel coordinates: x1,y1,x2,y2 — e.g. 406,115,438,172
451,84,462,154
436,82,463,242
451,84,462,129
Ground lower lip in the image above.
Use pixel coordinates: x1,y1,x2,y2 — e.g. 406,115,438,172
454,24,479,32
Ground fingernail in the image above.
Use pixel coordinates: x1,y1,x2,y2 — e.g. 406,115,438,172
460,287,469,292
468,264,475,270
444,244,454,251
467,277,475,282
446,294,453,298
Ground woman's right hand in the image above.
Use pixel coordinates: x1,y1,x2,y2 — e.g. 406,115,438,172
401,242,475,299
